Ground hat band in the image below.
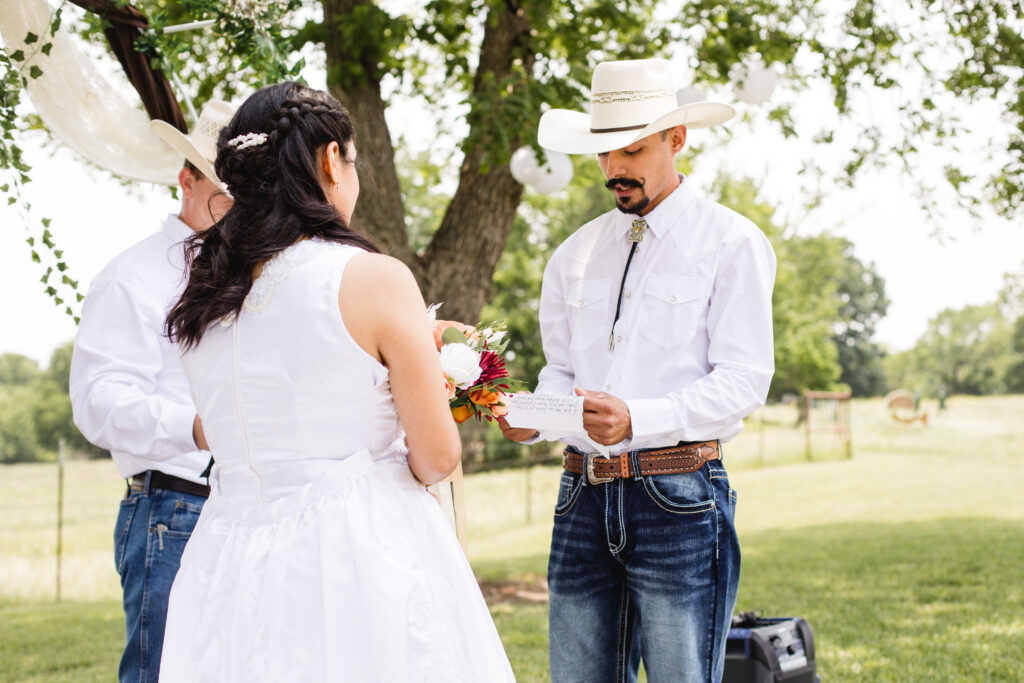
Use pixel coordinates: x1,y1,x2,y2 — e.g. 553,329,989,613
589,123,648,134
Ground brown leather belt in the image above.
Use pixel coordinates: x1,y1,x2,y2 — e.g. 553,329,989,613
128,470,210,499
563,441,719,485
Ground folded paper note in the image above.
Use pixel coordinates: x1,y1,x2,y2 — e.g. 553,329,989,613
505,393,584,434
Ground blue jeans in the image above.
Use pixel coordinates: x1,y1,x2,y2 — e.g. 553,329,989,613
548,452,740,683
114,481,205,682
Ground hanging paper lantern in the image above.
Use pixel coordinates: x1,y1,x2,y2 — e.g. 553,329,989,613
509,146,573,194
730,58,778,105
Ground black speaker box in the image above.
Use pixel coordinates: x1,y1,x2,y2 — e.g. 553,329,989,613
722,615,818,683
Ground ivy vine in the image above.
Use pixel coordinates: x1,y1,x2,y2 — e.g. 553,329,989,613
0,4,82,323
0,0,302,326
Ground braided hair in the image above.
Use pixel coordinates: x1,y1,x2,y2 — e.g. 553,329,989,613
166,81,380,349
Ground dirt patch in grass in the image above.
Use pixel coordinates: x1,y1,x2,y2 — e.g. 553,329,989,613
479,574,549,605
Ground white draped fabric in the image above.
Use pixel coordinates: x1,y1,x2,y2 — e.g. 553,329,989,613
0,0,180,185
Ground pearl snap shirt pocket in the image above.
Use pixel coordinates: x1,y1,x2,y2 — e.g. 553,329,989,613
567,278,612,351
640,274,711,349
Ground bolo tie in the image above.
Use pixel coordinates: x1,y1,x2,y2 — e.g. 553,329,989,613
609,218,647,350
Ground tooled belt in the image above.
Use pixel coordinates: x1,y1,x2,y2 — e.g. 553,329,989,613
563,441,720,485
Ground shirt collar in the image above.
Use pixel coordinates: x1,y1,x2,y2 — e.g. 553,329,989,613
613,174,694,241
163,213,196,244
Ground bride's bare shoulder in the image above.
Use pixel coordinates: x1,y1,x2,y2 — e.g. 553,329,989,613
341,251,422,306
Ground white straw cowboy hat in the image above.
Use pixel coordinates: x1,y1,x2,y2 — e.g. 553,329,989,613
150,100,235,191
538,58,734,155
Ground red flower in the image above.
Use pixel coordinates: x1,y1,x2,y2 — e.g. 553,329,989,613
477,350,509,385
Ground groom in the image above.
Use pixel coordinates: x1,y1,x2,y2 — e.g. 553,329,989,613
501,58,776,682
69,100,234,682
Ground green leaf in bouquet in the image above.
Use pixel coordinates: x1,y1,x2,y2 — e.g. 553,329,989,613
441,326,469,346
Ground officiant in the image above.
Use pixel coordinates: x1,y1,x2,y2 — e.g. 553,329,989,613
69,100,234,682
500,57,776,682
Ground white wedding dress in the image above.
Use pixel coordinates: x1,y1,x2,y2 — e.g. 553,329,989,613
159,239,515,682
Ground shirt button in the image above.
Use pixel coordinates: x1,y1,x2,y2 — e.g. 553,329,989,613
605,384,612,390
615,335,622,343
577,299,584,305
669,295,677,302
625,292,632,299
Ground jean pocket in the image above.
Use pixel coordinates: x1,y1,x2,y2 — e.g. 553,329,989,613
642,471,715,515
729,488,738,515
554,471,584,516
168,498,204,534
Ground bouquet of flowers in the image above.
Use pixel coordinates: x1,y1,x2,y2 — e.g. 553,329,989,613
429,304,513,423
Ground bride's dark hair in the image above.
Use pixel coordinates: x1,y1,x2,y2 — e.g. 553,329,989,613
166,81,379,348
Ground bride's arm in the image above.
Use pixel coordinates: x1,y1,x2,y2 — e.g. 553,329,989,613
339,252,461,485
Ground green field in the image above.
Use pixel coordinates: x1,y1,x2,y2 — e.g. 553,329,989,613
2,396,1023,681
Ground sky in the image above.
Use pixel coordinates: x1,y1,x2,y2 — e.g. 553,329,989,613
2,14,1022,367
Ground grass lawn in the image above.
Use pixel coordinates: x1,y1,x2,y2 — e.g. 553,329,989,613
2,395,1023,681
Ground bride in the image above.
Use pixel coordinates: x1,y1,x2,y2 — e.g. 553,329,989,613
159,81,515,682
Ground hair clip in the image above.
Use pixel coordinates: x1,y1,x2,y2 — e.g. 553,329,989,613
227,132,268,151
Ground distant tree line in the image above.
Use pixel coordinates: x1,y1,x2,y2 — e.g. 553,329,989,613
0,342,103,463
886,269,1024,397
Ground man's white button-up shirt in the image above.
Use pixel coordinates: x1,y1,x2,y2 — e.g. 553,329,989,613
535,176,777,454
70,215,209,483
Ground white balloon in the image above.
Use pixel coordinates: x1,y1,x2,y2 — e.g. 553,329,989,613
510,147,574,194
510,146,543,185
730,58,778,105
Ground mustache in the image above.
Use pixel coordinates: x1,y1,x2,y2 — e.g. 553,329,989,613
605,176,646,190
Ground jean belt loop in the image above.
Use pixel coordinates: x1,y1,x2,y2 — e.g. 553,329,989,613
629,449,643,481
143,470,154,494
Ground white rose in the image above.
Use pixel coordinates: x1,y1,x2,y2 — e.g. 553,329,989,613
440,343,482,389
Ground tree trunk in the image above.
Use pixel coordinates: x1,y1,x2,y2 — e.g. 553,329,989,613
320,0,534,323
321,0,424,281
420,1,533,322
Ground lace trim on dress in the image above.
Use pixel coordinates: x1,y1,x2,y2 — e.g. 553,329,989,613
220,239,325,326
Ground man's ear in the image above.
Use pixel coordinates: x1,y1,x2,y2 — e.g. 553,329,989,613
669,125,687,154
178,166,196,198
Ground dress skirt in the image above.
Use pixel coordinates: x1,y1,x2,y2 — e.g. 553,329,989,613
159,451,515,682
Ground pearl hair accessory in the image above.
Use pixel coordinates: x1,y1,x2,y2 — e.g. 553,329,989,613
227,132,268,151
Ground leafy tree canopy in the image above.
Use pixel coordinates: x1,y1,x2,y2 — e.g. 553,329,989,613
3,0,1023,324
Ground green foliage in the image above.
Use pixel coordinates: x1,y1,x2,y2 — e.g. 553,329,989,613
885,302,1014,396
0,353,41,386
830,239,889,396
0,343,104,463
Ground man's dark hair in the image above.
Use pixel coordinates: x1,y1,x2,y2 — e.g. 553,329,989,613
183,159,205,180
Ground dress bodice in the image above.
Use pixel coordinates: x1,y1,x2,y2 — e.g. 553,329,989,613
181,240,406,497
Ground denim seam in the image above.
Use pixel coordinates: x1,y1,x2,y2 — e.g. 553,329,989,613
115,496,139,575
614,580,631,683
140,492,159,682
641,477,715,515
705,485,725,682
609,479,627,557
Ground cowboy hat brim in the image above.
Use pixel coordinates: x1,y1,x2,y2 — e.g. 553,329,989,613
538,101,735,155
150,119,226,191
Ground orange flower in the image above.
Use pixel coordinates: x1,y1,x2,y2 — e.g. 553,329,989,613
444,378,457,400
468,387,499,407
450,403,475,423
489,392,510,419
433,320,476,351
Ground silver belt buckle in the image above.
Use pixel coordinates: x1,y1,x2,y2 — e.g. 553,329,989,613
586,452,614,485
